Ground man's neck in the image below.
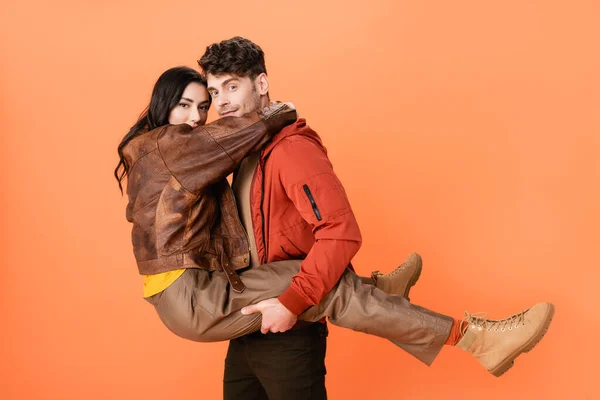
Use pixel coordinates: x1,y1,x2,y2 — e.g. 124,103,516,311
260,95,270,109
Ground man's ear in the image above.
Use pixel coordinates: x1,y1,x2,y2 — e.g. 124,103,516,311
255,73,269,95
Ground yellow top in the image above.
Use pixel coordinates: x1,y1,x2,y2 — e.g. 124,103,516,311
142,269,186,298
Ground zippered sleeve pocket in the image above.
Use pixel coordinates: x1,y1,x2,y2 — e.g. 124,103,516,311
302,184,322,221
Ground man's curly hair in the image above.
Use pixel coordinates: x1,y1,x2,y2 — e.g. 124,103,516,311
198,36,267,79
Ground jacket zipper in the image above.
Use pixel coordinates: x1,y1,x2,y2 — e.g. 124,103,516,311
256,103,291,262
303,184,322,221
259,161,268,263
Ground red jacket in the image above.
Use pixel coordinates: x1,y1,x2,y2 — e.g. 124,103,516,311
249,119,363,315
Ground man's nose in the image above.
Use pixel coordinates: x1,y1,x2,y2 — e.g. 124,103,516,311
217,93,230,108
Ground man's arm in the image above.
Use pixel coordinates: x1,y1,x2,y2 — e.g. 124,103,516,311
157,103,296,194
274,136,363,316
241,134,361,332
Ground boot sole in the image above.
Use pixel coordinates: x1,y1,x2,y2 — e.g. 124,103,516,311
488,303,555,377
404,256,423,301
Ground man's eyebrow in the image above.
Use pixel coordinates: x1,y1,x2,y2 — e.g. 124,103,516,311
206,78,238,92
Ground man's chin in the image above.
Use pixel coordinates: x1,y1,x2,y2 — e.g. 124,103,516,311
220,111,240,118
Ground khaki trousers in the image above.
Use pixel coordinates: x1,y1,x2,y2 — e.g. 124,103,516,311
146,260,453,366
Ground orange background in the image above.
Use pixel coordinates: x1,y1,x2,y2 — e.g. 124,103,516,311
1,1,598,399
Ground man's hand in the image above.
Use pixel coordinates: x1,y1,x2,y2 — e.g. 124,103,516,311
241,298,298,334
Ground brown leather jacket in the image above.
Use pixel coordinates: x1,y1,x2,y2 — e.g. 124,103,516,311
123,103,297,292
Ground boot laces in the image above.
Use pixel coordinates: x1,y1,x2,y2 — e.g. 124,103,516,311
378,261,411,278
462,310,527,333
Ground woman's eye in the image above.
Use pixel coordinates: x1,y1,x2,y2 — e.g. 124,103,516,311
199,105,209,111
179,103,189,108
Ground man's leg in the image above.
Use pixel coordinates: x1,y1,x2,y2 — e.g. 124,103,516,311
223,337,269,400
246,324,328,400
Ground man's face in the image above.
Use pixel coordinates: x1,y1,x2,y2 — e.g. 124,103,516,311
206,73,269,117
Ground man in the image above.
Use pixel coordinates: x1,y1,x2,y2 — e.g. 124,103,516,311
198,37,554,399
200,39,421,399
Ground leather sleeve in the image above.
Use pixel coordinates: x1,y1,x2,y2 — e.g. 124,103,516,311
157,103,297,194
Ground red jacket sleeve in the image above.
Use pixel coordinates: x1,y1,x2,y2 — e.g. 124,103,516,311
272,136,362,315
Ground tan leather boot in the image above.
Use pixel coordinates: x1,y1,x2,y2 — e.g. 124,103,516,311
371,253,423,300
456,302,555,377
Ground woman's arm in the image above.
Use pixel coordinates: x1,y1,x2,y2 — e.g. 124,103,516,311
157,102,296,194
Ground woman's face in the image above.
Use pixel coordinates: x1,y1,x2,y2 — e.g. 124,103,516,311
168,82,210,128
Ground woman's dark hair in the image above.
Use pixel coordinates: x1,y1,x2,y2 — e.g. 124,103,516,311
114,66,208,193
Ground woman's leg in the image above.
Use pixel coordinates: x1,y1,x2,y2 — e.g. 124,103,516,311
147,258,452,365
298,268,453,366
146,260,303,342
147,257,553,374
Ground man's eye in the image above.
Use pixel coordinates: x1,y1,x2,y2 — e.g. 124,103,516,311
228,85,237,91
210,91,218,97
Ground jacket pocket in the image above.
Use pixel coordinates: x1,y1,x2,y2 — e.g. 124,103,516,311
302,184,322,221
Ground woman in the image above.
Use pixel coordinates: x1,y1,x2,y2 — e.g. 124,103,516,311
116,66,553,377
115,67,212,301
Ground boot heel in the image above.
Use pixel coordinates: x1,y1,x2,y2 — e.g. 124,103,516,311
490,360,514,377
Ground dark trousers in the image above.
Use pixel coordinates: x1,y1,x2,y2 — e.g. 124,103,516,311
223,322,329,400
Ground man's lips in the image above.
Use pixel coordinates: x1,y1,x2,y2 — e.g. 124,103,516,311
221,110,237,117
